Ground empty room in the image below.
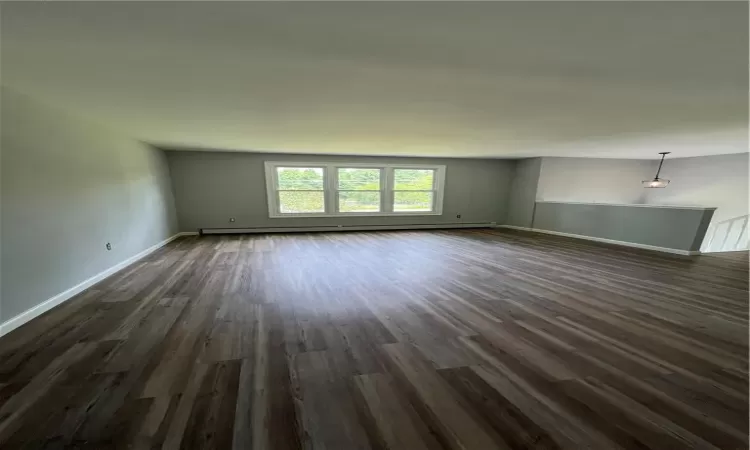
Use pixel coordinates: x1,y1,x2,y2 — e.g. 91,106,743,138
1,2,748,449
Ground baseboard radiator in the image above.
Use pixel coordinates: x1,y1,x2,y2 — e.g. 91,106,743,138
199,222,495,235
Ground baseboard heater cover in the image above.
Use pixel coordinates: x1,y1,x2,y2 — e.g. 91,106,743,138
200,222,495,235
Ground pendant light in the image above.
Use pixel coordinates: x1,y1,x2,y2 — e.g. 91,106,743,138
642,152,671,188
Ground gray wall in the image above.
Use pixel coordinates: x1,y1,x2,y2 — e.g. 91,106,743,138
645,153,748,224
166,150,514,231
505,158,541,227
646,153,749,252
533,202,715,252
0,87,178,322
533,153,749,252
537,157,654,204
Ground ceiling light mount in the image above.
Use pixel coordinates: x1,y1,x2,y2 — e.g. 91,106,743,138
642,152,671,188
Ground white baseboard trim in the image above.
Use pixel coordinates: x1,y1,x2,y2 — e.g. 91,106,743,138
200,223,495,235
0,232,192,338
497,225,700,256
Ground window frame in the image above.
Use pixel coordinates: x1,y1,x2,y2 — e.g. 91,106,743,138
391,167,439,214
268,164,328,215
265,161,446,218
334,167,385,215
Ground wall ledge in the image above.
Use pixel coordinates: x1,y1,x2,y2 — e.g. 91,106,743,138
497,225,700,256
535,201,716,211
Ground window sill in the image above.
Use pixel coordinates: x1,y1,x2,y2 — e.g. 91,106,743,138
269,212,442,219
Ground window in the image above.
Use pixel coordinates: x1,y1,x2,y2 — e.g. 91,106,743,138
393,169,436,212
275,166,326,213
265,162,445,217
337,168,382,213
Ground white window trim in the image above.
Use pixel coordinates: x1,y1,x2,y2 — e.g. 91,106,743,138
264,161,446,218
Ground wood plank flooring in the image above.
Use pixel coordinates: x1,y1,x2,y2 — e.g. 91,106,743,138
0,229,747,449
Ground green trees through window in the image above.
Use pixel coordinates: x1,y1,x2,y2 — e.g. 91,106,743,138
276,167,325,213
271,164,441,215
393,169,435,211
338,168,381,212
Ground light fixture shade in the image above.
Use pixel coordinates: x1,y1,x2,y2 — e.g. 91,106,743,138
642,178,670,188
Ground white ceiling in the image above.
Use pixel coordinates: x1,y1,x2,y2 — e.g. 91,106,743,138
2,2,747,159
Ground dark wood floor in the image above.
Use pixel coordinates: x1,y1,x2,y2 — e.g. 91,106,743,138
0,229,747,449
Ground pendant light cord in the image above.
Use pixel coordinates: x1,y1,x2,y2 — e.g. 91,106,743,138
654,152,669,179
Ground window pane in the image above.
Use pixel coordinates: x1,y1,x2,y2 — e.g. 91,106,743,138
394,191,433,212
279,191,325,213
338,168,381,190
277,167,324,190
339,191,381,212
393,169,434,190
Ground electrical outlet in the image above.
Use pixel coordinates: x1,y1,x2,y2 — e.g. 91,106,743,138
106,242,112,251
229,217,236,222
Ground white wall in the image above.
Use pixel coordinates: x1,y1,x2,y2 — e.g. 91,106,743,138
645,153,749,251
0,87,179,323
536,157,654,204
